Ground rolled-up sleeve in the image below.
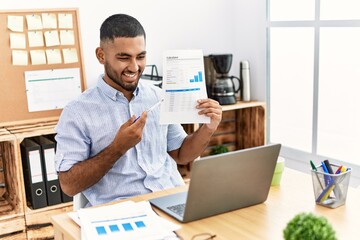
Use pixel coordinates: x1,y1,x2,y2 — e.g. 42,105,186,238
55,106,90,172
167,123,187,152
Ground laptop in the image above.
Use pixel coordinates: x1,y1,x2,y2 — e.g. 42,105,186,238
150,143,281,223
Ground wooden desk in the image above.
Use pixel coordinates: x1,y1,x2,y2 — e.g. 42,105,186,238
51,168,360,240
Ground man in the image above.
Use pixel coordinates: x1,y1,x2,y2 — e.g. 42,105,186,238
55,14,222,207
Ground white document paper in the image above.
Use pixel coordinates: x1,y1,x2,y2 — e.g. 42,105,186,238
160,49,210,124
69,201,137,228
24,68,82,112
7,15,24,32
78,201,179,240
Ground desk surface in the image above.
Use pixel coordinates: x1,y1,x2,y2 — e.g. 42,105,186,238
51,168,360,240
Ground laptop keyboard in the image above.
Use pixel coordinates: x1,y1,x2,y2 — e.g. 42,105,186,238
167,203,185,216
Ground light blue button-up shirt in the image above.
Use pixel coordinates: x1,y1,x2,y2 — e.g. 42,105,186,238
55,75,187,206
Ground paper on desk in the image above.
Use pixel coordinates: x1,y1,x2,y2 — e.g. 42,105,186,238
160,49,210,124
77,200,180,240
68,201,136,226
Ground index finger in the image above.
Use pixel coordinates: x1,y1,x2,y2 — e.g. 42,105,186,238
132,111,148,126
196,98,220,108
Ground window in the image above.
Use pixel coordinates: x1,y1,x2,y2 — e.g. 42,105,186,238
268,0,360,170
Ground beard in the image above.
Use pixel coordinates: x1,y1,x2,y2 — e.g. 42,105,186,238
104,62,140,92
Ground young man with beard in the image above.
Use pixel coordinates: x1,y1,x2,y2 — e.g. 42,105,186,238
55,14,222,207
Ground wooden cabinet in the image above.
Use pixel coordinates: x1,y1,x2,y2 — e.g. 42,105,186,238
0,130,27,239
0,101,265,239
179,101,266,178
207,101,265,153
0,8,85,238
0,121,73,239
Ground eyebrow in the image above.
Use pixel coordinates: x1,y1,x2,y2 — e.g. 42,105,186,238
115,51,147,57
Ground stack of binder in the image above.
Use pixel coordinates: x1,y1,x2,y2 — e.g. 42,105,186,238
20,135,72,209
43,134,73,203
21,138,48,209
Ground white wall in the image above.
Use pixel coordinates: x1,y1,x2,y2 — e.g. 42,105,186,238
234,1,267,101
1,0,267,100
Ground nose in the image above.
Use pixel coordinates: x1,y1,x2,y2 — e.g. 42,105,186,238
128,58,139,72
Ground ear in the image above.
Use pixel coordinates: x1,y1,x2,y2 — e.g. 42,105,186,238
96,47,105,64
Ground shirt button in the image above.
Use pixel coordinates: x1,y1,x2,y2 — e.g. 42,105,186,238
112,96,116,101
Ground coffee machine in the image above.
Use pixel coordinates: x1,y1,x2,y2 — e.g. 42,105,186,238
209,54,241,105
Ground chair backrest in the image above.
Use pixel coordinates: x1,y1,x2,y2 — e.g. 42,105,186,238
73,192,88,211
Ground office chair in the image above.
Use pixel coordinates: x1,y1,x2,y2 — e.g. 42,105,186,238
73,192,89,211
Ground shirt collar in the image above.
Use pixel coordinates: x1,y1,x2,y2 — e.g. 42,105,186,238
96,74,140,101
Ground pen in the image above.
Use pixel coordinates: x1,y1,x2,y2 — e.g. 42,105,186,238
324,160,334,174
310,160,324,190
324,160,341,199
335,165,343,174
133,99,164,123
316,183,335,203
310,160,317,171
146,98,164,113
321,161,333,186
321,161,329,174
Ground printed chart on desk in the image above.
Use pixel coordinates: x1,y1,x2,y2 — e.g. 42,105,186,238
90,215,159,239
78,201,178,240
160,49,210,124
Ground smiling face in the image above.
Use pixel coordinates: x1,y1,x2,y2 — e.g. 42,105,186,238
96,36,146,100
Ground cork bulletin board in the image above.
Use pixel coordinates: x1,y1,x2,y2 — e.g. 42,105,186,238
0,9,86,126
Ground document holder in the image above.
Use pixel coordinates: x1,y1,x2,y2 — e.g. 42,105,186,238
20,138,48,209
32,136,62,206
47,134,73,203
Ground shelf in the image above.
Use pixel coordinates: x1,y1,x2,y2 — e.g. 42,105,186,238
25,203,73,239
221,100,266,112
0,138,26,237
205,100,265,153
179,101,266,178
0,121,73,239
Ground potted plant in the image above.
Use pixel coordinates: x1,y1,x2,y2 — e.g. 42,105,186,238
283,212,337,240
209,145,229,155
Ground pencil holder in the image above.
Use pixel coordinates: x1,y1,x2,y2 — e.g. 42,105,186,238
311,164,351,209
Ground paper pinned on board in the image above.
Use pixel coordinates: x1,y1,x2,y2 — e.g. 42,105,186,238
42,13,57,29
7,15,24,32
24,68,82,112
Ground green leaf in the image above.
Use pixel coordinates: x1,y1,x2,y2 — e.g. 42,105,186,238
283,212,337,240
